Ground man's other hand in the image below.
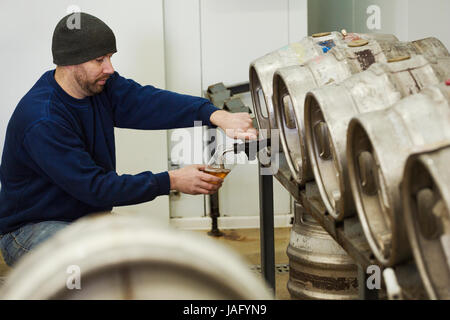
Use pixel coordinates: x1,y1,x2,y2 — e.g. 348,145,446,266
168,164,223,195
210,110,258,140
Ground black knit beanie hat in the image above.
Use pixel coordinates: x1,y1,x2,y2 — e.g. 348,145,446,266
52,12,117,66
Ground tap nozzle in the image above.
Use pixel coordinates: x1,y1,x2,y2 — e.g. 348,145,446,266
233,139,271,160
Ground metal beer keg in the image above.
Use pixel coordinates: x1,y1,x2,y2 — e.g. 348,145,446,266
274,37,449,186
401,144,450,299
304,55,450,221
347,84,450,266
287,202,358,299
249,31,398,139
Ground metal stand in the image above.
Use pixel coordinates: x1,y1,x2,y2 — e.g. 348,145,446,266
258,162,275,292
208,192,223,237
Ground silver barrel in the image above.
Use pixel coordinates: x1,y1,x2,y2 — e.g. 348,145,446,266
347,84,450,267
274,38,449,186
401,144,450,299
249,32,398,139
0,213,273,299
287,202,358,300
304,55,450,221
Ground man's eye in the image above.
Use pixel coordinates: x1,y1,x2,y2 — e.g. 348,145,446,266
96,59,104,63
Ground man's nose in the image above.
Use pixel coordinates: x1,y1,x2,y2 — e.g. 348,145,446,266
103,57,115,74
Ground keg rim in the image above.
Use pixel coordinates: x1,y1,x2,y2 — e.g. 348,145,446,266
347,117,396,266
249,64,271,139
402,148,450,300
304,91,347,220
273,68,309,185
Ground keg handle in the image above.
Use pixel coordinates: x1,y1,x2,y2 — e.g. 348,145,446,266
208,139,270,168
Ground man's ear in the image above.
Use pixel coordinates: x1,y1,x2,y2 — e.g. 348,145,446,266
55,65,72,73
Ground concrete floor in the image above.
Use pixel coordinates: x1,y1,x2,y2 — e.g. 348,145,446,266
193,227,292,300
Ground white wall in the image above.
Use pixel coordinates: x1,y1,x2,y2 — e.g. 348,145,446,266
308,0,450,48
406,0,450,49
200,0,289,87
164,0,308,220
289,0,309,43
0,0,170,222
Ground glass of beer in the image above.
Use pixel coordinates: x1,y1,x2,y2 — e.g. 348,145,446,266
202,166,231,184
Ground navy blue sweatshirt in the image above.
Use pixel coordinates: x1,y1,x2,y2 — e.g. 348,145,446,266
0,70,219,234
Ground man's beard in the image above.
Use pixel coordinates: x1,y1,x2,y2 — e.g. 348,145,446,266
74,70,107,96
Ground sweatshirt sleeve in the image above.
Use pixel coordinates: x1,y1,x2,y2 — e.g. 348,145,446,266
23,119,170,207
105,72,220,129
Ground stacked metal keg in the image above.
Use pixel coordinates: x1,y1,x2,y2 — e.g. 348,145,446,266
287,201,358,299
0,214,273,299
250,31,398,139
250,29,450,299
401,143,450,299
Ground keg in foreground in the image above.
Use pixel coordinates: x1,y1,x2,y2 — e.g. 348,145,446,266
0,214,272,299
249,31,398,139
287,202,358,299
401,144,450,299
304,55,450,221
274,37,450,186
346,83,450,267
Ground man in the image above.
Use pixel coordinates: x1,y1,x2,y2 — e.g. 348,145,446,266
0,12,257,266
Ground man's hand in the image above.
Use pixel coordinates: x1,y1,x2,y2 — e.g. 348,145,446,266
169,164,223,195
210,110,258,140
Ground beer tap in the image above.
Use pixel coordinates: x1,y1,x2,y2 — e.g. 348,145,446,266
232,139,271,160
